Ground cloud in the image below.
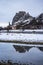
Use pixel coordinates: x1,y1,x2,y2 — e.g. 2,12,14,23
0,0,43,23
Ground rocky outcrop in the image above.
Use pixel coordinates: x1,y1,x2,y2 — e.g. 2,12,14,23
12,11,43,29
12,11,26,25
36,13,43,25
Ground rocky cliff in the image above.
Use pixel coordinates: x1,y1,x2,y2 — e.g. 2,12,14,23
12,11,43,29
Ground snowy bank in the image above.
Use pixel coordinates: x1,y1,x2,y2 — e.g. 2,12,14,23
0,29,43,33
0,33,43,44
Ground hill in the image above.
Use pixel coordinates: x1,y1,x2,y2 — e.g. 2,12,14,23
12,11,43,29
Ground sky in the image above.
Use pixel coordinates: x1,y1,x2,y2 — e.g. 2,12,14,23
0,0,43,27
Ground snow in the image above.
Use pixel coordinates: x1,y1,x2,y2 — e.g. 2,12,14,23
1,29,43,33
0,29,43,34
0,32,43,42
13,18,32,26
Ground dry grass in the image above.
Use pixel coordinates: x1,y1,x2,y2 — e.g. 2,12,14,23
0,40,43,45
0,60,35,65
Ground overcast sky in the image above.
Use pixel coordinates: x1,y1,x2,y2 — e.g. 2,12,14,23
0,0,43,25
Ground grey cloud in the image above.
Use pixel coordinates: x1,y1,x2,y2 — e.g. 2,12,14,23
0,0,43,22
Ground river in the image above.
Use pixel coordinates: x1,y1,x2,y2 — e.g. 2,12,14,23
0,42,43,65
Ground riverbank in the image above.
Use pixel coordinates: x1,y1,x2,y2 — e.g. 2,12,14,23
0,33,43,44
0,60,35,65
0,40,43,45
0,29,43,34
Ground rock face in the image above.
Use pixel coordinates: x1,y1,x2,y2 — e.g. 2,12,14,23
12,11,43,29
12,11,26,25
36,13,43,24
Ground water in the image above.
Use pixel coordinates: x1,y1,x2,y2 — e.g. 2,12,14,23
0,42,43,65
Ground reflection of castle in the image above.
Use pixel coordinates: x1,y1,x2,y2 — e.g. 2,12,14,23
13,45,43,53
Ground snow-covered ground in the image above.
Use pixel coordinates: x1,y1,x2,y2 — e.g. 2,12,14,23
0,33,43,42
1,29,43,33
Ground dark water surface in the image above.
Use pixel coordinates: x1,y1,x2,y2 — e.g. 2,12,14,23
0,43,43,65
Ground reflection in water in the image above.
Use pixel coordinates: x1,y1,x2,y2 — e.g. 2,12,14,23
13,45,43,53
12,45,43,65
0,43,43,65
13,45,32,53
38,47,43,51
